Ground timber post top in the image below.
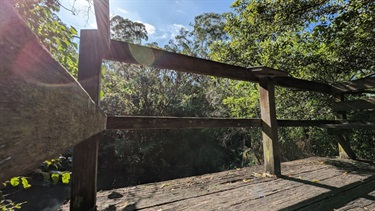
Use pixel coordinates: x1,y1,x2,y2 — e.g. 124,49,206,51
249,66,289,78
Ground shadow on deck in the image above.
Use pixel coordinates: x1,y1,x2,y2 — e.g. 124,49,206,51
60,157,375,210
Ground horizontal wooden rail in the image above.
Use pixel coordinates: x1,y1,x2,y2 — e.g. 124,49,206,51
323,122,375,130
106,117,374,130
106,116,262,129
332,98,375,112
277,120,339,127
0,1,106,182
273,77,333,94
106,40,260,82
105,40,337,94
332,76,375,93
93,0,110,54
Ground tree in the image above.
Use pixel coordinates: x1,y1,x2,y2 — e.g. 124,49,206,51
208,0,375,160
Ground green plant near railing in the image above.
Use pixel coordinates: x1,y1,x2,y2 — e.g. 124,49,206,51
40,157,71,185
1,177,30,211
0,155,72,210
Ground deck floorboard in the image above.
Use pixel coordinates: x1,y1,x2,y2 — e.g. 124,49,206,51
60,157,375,210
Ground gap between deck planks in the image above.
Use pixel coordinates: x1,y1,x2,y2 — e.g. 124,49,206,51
60,157,375,210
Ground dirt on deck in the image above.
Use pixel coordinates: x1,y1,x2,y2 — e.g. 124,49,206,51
60,157,375,210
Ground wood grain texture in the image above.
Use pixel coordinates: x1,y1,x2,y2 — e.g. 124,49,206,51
60,157,375,211
0,1,106,183
259,77,281,176
70,30,103,211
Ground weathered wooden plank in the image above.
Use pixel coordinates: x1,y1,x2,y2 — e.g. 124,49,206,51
59,157,375,211
106,40,260,82
273,76,333,94
259,77,281,176
327,129,357,159
93,0,110,55
332,76,375,93
332,98,375,112
70,30,103,211
332,94,352,159
0,0,106,183
106,116,262,130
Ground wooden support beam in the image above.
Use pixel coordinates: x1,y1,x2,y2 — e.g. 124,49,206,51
93,0,110,55
0,1,106,183
106,116,262,130
259,77,281,176
332,98,375,112
70,30,103,211
327,130,357,160
332,94,354,159
332,76,375,93
273,77,333,94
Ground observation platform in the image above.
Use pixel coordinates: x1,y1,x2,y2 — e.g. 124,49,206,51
61,157,375,210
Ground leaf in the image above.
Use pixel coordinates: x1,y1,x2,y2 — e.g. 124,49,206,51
71,26,78,35
21,177,31,189
44,160,52,167
312,179,320,183
10,177,20,187
61,172,71,184
243,179,251,183
51,173,60,185
100,90,105,100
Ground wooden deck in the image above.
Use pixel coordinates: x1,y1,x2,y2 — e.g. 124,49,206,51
61,157,375,210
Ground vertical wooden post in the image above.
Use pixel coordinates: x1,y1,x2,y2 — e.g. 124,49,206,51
93,0,110,54
70,30,103,211
333,94,356,159
259,77,281,176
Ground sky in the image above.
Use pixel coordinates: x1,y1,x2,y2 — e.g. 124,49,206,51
58,0,234,46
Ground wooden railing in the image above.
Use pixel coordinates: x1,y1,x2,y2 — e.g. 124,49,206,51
1,0,374,210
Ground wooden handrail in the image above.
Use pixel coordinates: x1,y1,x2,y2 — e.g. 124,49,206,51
106,117,374,130
106,116,262,129
105,40,260,82
332,76,375,93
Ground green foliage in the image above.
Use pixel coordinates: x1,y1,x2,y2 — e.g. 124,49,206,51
39,156,72,185
11,0,79,77
5,177,30,189
207,0,374,159
110,15,148,44
1,177,29,210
